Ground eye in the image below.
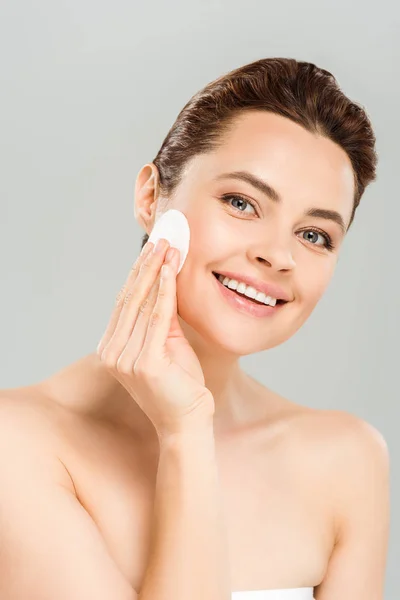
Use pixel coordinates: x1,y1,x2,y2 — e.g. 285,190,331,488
299,229,335,251
219,193,257,215
219,193,336,252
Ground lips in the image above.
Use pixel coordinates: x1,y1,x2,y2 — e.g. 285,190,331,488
212,273,287,305
212,271,287,318
212,271,291,303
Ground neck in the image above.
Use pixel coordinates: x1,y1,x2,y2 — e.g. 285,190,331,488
176,315,256,431
68,326,269,437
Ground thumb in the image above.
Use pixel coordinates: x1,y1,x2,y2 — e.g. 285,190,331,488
168,294,186,339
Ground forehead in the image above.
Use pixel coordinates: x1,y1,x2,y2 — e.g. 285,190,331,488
185,111,355,224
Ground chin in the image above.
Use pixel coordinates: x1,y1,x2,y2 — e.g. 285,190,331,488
176,292,296,357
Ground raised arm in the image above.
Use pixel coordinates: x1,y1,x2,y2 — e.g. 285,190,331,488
137,423,231,600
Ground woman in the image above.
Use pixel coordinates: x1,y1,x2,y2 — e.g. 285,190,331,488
0,58,390,600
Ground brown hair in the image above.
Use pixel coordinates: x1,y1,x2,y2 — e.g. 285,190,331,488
141,57,377,250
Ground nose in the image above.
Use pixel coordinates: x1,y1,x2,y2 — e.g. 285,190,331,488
251,234,296,271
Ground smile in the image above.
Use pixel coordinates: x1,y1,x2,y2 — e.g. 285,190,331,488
212,272,288,318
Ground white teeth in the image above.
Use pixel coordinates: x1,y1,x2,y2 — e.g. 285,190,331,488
227,279,239,291
255,291,267,303
244,287,257,299
217,273,278,306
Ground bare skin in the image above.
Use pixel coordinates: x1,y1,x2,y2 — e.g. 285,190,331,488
1,352,343,593
0,112,389,598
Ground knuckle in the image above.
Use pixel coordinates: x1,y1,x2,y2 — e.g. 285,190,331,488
142,252,160,272
133,358,158,379
123,291,133,305
130,259,140,274
116,355,133,375
149,312,161,327
157,288,167,300
101,349,118,370
115,286,127,305
138,298,149,314
140,259,151,272
133,358,146,377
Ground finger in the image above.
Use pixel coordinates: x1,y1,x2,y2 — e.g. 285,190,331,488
97,241,154,355
140,247,179,362
103,240,170,359
118,267,162,372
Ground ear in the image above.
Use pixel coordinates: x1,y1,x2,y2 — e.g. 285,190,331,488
134,163,161,234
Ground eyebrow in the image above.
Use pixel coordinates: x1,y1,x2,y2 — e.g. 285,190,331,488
215,170,347,236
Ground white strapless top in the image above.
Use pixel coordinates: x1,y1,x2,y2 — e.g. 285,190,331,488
231,587,314,599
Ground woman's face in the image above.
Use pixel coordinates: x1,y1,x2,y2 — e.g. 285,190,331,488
150,111,354,356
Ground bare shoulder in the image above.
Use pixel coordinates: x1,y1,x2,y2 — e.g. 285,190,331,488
0,387,140,599
0,386,76,492
285,404,389,469
292,406,389,525
294,408,390,597
294,406,388,456
0,384,60,431
310,408,390,495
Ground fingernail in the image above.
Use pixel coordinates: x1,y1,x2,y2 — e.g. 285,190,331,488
141,241,153,255
165,248,175,263
154,238,167,253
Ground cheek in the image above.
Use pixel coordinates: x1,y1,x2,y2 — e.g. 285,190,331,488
299,260,337,308
181,194,253,263
186,213,233,263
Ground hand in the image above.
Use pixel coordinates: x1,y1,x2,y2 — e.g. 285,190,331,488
96,239,215,437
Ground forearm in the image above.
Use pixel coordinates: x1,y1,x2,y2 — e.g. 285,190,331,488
138,420,232,600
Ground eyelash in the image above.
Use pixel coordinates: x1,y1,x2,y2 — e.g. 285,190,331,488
219,193,336,252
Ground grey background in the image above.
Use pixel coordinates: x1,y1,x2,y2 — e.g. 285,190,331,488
0,1,398,597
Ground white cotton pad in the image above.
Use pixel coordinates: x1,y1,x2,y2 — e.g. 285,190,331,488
147,209,190,274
